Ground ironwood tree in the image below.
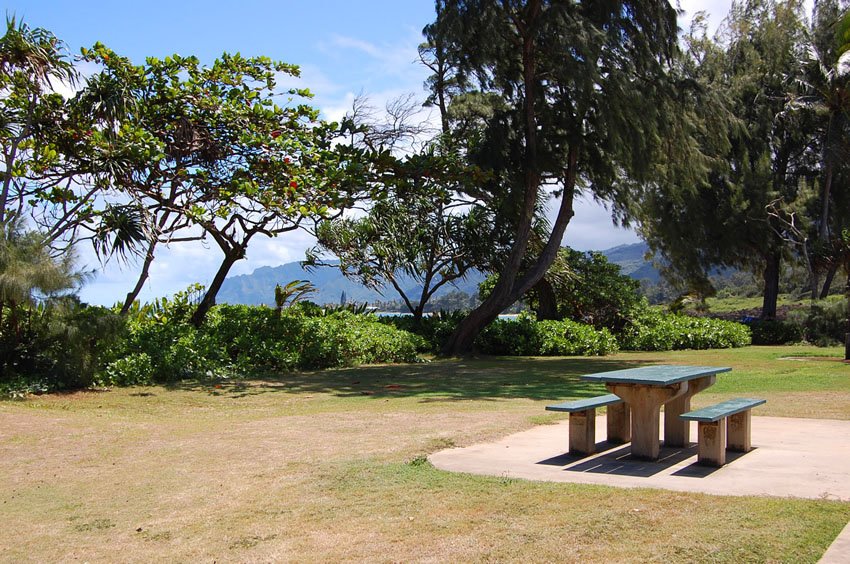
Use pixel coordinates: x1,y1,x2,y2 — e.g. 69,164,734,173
631,1,814,320
427,0,680,354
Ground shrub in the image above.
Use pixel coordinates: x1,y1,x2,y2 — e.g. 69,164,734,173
111,301,424,382
476,314,618,356
300,312,421,369
101,353,155,386
787,301,848,346
619,309,751,351
379,311,463,353
747,319,804,345
1,300,125,394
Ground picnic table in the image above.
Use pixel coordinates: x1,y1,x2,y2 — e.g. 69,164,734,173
581,365,731,460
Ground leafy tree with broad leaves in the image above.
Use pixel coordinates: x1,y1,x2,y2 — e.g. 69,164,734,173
427,0,680,354
79,44,366,325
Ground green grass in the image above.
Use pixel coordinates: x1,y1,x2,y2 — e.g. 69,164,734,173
703,293,845,314
1,345,849,561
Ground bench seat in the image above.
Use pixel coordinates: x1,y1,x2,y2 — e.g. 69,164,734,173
546,394,630,455
680,398,766,466
545,393,624,413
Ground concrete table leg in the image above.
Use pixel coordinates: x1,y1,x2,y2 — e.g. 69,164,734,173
697,419,726,466
608,382,687,460
727,410,752,452
664,375,716,447
568,409,596,455
606,402,631,444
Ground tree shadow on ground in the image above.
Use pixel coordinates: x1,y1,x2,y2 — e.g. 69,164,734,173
166,356,665,402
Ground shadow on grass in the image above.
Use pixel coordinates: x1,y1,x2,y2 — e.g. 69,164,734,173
165,356,663,402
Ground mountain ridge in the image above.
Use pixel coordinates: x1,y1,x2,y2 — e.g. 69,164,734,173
217,242,658,306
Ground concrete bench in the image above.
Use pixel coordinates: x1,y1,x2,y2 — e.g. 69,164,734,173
546,394,631,455
679,398,766,466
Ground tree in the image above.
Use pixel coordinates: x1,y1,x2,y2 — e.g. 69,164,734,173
80,45,365,325
309,149,483,322
429,0,680,354
795,1,850,295
0,19,148,270
631,2,814,319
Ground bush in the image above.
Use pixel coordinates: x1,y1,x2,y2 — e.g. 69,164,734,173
298,311,421,369
379,311,463,354
619,309,751,351
101,353,155,386
476,314,619,356
747,319,804,345
787,301,848,346
112,301,424,382
1,300,125,394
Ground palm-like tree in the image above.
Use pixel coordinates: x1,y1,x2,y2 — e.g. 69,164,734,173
798,5,850,243
0,18,76,226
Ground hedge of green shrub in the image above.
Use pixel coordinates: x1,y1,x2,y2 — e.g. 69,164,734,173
746,319,804,345
475,314,619,356
618,309,751,351
379,311,465,353
103,301,423,385
786,301,848,346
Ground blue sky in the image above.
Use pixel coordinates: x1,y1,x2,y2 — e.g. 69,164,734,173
9,1,737,305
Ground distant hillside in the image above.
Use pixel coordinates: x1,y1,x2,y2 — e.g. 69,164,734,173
218,242,661,306
218,262,486,306
600,242,662,283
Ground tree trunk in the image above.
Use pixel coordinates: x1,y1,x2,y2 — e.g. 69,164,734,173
845,271,850,361
533,278,559,321
120,238,158,314
190,252,241,328
761,250,780,320
439,4,544,355
819,262,838,299
441,147,577,355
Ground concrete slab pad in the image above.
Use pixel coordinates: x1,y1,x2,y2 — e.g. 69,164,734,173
429,416,850,501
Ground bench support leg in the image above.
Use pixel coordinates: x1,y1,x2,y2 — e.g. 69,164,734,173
727,410,752,452
697,419,726,466
606,402,631,444
568,409,596,455
664,375,716,447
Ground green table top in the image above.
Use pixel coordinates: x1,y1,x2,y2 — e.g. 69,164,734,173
580,365,731,386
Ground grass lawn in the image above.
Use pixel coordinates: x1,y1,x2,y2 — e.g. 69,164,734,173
703,293,845,314
1,345,848,562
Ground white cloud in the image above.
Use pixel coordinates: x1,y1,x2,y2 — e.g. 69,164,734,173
558,194,640,252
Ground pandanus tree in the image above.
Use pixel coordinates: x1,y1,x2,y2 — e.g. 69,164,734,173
79,45,367,324
428,0,680,354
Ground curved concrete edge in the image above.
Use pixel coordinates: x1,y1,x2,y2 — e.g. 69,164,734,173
429,416,850,500
819,520,850,563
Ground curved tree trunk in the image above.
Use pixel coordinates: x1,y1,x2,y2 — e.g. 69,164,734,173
120,239,158,314
191,252,241,328
441,147,577,355
819,262,838,299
